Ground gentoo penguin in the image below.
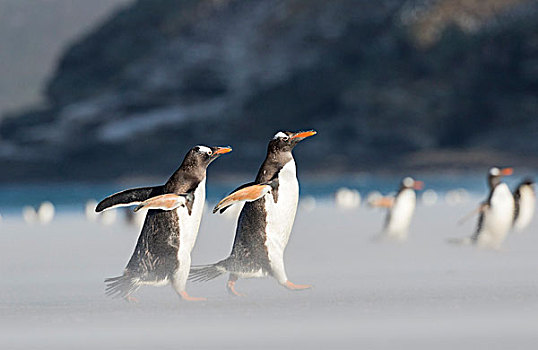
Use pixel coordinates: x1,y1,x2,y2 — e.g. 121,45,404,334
471,167,515,249
451,167,515,249
96,145,232,301
513,178,535,232
369,177,423,241
189,130,316,296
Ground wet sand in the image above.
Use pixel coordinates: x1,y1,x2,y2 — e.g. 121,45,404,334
1,200,537,349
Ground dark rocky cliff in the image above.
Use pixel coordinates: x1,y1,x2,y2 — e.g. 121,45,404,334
1,0,537,182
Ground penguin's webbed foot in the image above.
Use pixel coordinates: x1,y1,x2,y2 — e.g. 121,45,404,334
284,281,312,291
124,295,139,303
179,291,207,302
227,280,246,297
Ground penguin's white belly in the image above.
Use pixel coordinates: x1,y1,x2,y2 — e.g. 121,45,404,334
140,279,169,287
178,178,206,257
477,184,514,248
235,269,266,279
514,188,535,232
385,189,416,240
264,161,299,261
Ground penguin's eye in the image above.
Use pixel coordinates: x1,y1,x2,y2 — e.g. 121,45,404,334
282,136,290,142
207,150,213,156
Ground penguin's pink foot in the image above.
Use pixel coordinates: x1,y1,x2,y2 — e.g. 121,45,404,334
227,280,246,297
284,281,312,291
179,291,207,302
124,295,139,303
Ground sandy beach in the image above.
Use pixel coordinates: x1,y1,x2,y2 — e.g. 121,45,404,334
1,199,537,349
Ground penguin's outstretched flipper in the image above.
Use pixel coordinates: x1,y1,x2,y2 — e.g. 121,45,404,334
457,202,489,226
368,196,395,208
134,192,194,213
96,186,164,212
213,181,277,214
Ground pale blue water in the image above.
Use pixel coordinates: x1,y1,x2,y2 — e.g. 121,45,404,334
0,173,527,214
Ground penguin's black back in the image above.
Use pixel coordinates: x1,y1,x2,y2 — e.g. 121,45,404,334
223,198,272,274
514,185,522,222
513,180,533,222
125,209,181,282
122,161,205,281
222,150,293,274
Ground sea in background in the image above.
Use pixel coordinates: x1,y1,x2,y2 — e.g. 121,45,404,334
0,172,529,215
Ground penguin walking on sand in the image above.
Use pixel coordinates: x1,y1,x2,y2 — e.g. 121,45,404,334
96,145,232,301
513,178,535,233
369,177,423,241
189,130,316,296
450,167,514,249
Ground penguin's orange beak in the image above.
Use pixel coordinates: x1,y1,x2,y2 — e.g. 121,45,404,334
413,180,424,190
290,130,317,140
501,167,513,176
214,146,232,155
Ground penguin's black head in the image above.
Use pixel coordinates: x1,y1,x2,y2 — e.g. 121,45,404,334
400,177,424,191
187,145,232,168
488,167,513,188
268,130,317,154
521,177,534,186
519,177,535,192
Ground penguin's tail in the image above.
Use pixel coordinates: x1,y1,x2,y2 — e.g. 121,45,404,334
105,275,140,299
446,237,473,246
189,262,227,283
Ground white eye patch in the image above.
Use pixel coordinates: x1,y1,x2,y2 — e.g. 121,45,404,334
489,167,500,176
273,131,288,139
197,145,212,154
403,177,414,187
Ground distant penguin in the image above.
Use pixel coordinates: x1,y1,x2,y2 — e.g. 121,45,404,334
445,189,470,206
85,200,99,222
37,201,55,224
189,130,316,296
471,167,515,249
100,208,118,226
369,177,423,241
421,189,438,206
300,195,317,212
513,178,535,232
96,145,231,302
124,207,147,228
22,206,38,224
334,188,361,209
450,167,514,249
